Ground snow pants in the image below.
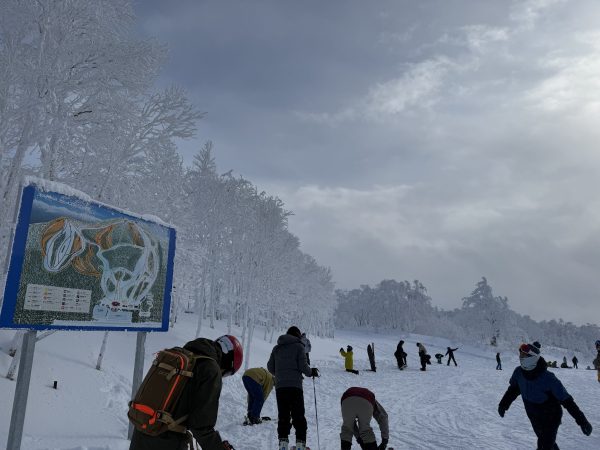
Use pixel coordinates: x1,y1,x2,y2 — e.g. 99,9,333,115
447,354,457,366
340,396,376,446
242,375,265,419
527,409,561,450
276,387,307,442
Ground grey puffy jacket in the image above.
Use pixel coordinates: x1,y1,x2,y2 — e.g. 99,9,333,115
267,334,312,389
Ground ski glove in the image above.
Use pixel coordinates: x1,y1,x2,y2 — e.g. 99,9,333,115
378,438,389,450
581,420,593,436
498,405,506,418
311,367,320,377
222,440,235,450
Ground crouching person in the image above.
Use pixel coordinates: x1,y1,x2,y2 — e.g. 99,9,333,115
242,367,275,424
340,387,389,450
498,343,592,449
129,335,243,450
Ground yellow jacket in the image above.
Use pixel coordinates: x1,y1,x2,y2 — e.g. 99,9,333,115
340,349,354,370
243,367,275,400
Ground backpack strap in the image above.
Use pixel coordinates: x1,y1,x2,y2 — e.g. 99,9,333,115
159,354,220,433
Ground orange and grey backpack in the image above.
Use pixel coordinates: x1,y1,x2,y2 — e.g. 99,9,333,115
128,346,215,437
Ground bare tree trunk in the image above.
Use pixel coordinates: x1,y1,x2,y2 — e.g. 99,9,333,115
195,297,205,338
244,314,255,371
96,331,109,370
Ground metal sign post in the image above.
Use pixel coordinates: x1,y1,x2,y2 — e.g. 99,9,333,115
6,330,37,450
128,331,147,439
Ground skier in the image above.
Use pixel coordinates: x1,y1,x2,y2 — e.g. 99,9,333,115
416,342,429,371
340,345,359,374
445,347,458,366
594,340,600,383
498,343,593,449
394,340,407,369
267,326,320,450
129,335,242,450
496,352,502,370
340,387,389,450
300,332,312,365
242,367,274,425
434,353,444,364
572,356,578,369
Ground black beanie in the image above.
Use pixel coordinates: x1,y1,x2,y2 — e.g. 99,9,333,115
287,326,301,338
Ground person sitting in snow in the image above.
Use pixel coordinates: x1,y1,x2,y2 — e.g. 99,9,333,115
340,345,359,374
340,387,389,450
242,367,275,425
498,343,592,449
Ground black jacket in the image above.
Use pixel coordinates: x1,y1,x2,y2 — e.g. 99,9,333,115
129,338,224,450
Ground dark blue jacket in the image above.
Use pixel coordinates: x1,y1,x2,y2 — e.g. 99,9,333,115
499,358,587,428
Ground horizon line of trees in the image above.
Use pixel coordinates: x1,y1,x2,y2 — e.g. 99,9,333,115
335,276,600,357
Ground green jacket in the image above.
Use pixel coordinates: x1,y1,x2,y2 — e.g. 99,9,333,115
340,349,354,370
244,367,275,400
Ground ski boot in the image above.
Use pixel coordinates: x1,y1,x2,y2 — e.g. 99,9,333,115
295,440,307,450
278,438,289,450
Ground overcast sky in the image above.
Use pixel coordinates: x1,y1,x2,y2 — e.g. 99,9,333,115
134,0,600,325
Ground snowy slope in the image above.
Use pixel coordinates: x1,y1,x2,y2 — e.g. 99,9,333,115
1,314,599,450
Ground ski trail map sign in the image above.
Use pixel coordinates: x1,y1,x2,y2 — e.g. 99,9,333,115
0,179,176,332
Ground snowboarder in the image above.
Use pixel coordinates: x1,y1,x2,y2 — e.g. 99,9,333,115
594,340,600,383
572,356,578,369
496,352,502,370
242,367,275,425
129,335,243,450
300,333,312,365
267,326,320,450
445,347,458,366
340,387,389,450
367,343,377,372
498,343,593,449
340,345,359,374
394,340,407,369
434,353,444,364
416,343,429,371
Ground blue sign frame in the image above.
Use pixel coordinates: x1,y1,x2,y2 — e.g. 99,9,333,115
0,183,176,332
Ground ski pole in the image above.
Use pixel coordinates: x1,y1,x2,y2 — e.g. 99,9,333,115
313,376,321,450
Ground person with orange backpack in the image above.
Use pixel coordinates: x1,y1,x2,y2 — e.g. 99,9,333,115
129,335,243,450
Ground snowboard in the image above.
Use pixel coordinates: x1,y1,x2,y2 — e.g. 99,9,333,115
367,343,376,372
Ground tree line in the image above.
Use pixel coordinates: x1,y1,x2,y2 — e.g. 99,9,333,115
336,277,600,357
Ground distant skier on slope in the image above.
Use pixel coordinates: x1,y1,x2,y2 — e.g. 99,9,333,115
394,340,407,369
242,367,275,425
340,387,389,450
496,352,502,370
300,332,312,365
416,343,429,371
445,347,458,366
594,340,600,383
572,356,578,369
268,326,320,450
340,345,359,374
498,343,592,449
